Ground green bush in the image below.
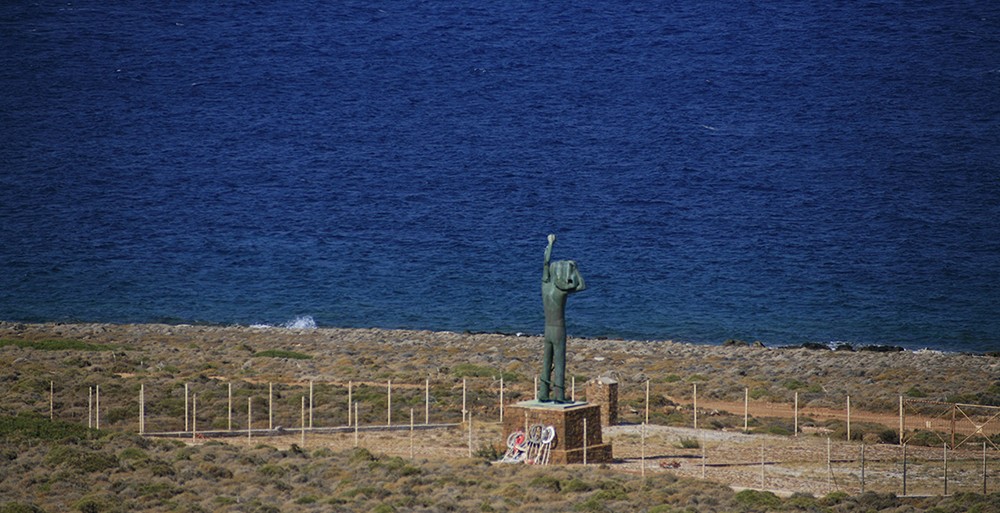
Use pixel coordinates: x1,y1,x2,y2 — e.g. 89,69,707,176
734,489,781,510
676,438,700,449
0,413,94,441
46,446,118,473
529,475,561,491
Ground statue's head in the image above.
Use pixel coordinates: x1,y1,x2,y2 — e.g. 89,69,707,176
551,260,586,292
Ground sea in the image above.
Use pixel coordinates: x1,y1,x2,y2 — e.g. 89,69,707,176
2,1,999,353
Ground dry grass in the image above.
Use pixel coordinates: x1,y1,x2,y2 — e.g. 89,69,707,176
1,322,999,512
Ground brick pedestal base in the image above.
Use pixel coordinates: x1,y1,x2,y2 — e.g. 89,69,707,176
502,401,613,464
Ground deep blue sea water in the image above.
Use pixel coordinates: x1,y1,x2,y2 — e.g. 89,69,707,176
2,1,999,352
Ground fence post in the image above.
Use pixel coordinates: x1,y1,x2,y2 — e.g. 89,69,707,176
88,386,93,429
794,392,799,436
467,411,473,458
701,434,706,479
192,394,197,441
141,383,147,434
309,380,314,429
248,397,252,440
640,421,646,478
96,385,100,430
268,382,273,431
693,383,698,430
462,378,467,423
583,417,588,465
902,443,907,496
951,405,957,450
184,383,189,432
944,443,949,496
300,396,305,446
49,381,53,420
645,380,650,425
860,443,865,494
228,382,232,431
984,441,988,495
744,387,749,432
425,378,430,425
387,379,392,427
410,409,415,460
348,380,353,427
899,395,904,446
354,402,359,447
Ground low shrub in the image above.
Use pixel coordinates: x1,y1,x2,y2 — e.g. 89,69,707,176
46,446,118,473
734,489,781,510
253,349,311,360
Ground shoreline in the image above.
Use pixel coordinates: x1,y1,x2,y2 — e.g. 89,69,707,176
2,321,997,415
2,319,992,357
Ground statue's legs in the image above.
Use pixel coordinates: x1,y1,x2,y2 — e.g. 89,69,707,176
541,324,567,403
552,332,567,403
540,328,555,401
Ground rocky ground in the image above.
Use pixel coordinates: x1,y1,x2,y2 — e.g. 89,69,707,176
2,322,999,512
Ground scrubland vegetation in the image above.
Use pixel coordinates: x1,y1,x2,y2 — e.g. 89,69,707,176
1,322,999,511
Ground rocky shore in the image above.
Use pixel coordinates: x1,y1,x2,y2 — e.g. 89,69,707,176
3,322,997,413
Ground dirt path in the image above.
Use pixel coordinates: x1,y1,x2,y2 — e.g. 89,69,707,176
683,396,1000,444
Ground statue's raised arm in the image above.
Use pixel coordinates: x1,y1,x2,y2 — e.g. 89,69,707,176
543,234,555,283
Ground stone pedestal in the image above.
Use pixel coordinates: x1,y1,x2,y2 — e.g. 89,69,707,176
585,377,619,427
502,401,613,464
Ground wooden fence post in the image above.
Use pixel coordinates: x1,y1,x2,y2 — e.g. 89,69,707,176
693,383,698,430
902,443,907,496
467,411,473,458
744,387,749,432
645,380,650,425
139,383,145,435
899,395,904,446
794,391,799,436
387,379,392,427
944,443,949,496
192,394,197,440
228,382,232,431
640,422,646,478
268,382,273,431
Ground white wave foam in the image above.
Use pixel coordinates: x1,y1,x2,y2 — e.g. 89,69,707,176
282,315,317,330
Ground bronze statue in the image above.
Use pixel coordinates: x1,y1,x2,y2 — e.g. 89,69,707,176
539,234,586,403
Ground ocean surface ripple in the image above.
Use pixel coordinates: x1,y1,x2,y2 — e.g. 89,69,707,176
2,1,999,351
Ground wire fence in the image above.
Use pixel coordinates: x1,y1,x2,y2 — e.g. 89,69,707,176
11,374,1000,496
